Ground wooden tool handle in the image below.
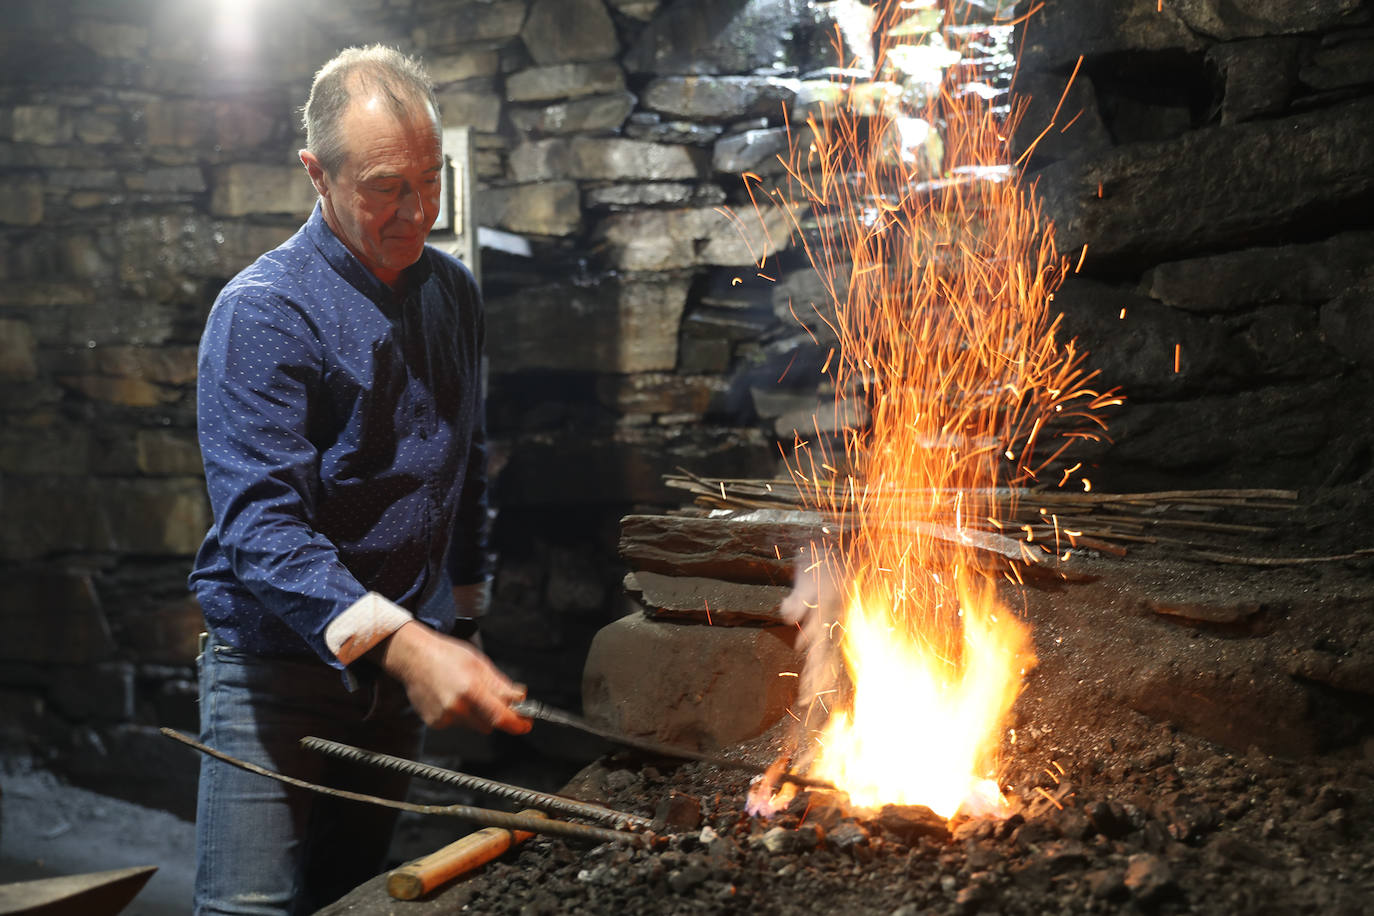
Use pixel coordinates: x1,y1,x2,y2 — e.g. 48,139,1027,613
387,810,544,900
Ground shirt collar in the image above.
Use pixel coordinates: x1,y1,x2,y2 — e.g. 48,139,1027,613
304,202,433,311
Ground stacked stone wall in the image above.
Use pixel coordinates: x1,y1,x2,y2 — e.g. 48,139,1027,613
0,0,1371,808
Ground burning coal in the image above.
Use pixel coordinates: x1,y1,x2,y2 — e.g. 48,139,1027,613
745,0,1117,820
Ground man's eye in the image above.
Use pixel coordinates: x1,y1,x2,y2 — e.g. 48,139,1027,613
370,183,400,194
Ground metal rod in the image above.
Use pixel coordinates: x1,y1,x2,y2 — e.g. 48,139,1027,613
299,736,653,831
160,728,647,847
511,700,836,790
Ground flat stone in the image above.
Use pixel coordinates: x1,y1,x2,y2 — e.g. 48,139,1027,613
508,93,636,135
596,203,797,271
143,99,277,150
1034,96,1374,270
618,513,820,586
0,423,90,475
477,180,581,237
135,429,203,476
623,0,808,75
1123,852,1176,903
428,49,502,85
506,62,626,102
210,164,316,218
415,0,526,51
72,19,148,58
486,273,689,372
11,105,65,145
624,113,725,146
713,127,791,176
1145,231,1374,311
522,0,618,65
1208,38,1302,125
1320,278,1374,369
1301,37,1374,91
0,178,43,225
118,595,207,664
626,570,791,624
0,572,114,664
56,375,180,407
643,76,800,123
584,181,725,210
1171,0,1365,39
509,137,705,182
0,319,38,379
1018,0,1207,72
435,81,503,133
124,166,207,194
1012,71,1113,164
581,611,801,750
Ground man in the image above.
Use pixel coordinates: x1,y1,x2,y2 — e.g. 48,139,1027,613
189,45,528,914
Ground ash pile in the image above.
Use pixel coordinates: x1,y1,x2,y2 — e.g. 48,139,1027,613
335,714,1371,916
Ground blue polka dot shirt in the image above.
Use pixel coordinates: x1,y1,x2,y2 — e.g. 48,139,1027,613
189,203,489,668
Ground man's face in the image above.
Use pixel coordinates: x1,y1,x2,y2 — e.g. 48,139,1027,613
305,95,443,286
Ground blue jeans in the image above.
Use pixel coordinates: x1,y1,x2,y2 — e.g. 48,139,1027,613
194,635,423,915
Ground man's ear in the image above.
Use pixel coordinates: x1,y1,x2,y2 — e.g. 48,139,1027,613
299,149,330,198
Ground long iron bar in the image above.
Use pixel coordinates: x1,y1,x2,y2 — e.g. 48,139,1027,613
160,728,647,847
300,736,653,831
512,700,836,790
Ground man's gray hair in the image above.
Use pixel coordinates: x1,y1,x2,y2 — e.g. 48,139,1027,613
303,45,439,175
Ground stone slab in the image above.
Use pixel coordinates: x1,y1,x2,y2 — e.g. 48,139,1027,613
626,570,791,625
581,610,801,750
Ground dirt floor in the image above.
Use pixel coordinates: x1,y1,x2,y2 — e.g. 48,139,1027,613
0,757,195,914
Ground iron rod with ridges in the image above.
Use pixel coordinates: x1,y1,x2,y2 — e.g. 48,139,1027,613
300,735,653,831
161,728,645,846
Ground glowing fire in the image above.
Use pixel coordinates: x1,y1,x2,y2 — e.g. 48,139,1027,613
746,1,1116,819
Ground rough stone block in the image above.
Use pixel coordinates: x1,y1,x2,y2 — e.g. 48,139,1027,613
210,164,316,218
50,662,135,722
0,424,90,475
415,0,526,50
487,273,689,372
0,178,43,226
56,375,181,407
117,596,204,664
99,478,211,556
135,429,203,476
521,0,618,66
1301,37,1374,91
626,570,790,625
1145,231,1374,311
11,105,65,145
508,92,636,135
0,319,38,379
1207,38,1302,125
507,62,626,102
428,49,502,85
479,181,581,236
623,0,802,76
582,611,801,750
596,204,797,271
1034,96,1374,270
436,82,503,132
643,76,799,122
712,127,790,175
0,572,115,664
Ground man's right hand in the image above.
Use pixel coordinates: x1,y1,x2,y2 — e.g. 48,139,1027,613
374,621,531,734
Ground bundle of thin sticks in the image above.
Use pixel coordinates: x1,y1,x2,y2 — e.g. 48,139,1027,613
663,472,1374,566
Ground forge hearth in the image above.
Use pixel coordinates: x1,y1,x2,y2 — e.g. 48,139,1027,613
328,499,1373,914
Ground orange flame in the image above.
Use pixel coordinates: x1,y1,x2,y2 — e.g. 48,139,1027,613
753,1,1113,819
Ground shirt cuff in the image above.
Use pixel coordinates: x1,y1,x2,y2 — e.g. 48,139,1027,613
326,591,414,666
453,579,492,619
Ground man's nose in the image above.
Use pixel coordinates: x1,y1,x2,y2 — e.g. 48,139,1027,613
398,185,426,224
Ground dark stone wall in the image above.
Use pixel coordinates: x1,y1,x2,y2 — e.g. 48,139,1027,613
0,0,1371,809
